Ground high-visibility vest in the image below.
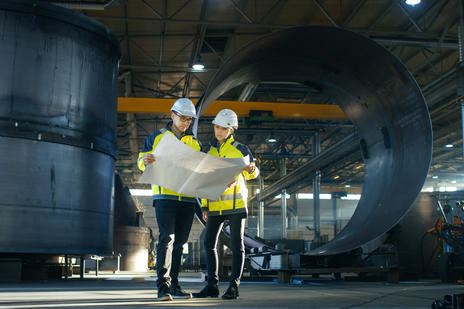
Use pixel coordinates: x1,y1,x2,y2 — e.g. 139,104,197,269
202,135,259,215
138,124,200,202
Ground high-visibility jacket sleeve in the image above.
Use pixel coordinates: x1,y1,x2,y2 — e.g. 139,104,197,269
201,198,208,211
137,132,158,172
235,143,259,180
243,162,259,180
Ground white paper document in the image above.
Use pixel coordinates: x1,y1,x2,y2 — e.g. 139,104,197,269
137,132,249,200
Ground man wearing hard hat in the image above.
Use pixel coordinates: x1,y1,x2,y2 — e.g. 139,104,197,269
193,109,259,300
138,98,200,301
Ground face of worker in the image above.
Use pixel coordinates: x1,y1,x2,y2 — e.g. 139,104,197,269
171,111,192,133
214,124,233,143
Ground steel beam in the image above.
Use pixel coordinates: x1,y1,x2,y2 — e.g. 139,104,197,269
118,98,347,120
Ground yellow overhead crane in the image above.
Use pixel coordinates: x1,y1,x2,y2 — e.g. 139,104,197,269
118,97,347,121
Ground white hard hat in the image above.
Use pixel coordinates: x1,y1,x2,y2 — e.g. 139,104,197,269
171,98,197,118
212,109,238,129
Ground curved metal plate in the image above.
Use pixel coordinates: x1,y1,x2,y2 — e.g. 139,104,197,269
195,26,432,255
0,137,114,255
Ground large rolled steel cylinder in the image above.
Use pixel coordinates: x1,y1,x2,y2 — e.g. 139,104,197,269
196,26,432,255
0,0,120,255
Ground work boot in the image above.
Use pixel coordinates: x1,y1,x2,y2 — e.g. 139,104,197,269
192,284,219,298
222,284,239,300
170,283,192,299
157,284,173,301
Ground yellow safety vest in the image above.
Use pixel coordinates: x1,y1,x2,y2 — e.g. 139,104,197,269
202,135,259,215
138,125,201,202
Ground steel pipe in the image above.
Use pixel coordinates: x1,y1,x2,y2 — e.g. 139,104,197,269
195,26,432,255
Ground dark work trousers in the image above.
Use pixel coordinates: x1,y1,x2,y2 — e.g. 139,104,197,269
154,199,195,289
204,214,246,287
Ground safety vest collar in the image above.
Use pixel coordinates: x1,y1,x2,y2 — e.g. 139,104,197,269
216,135,235,154
165,121,191,140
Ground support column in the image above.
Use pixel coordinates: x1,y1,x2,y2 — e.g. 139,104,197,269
332,194,338,237
292,193,298,230
257,173,265,238
80,256,85,279
313,132,321,242
281,158,287,239
459,0,464,158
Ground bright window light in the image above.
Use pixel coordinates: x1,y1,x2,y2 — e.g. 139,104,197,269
422,187,433,192
129,189,152,196
341,194,361,200
405,0,420,5
296,193,343,200
446,187,457,192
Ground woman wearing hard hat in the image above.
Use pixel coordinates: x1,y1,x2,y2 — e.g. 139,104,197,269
138,98,200,301
193,109,259,300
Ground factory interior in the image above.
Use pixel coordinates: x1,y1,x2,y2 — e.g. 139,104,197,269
2,0,464,308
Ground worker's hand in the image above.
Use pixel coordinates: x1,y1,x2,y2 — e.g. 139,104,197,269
244,164,256,174
143,154,155,165
227,180,236,188
202,211,208,222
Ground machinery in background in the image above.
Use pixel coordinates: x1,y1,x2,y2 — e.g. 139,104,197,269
432,193,464,282
432,293,464,309
210,192,448,283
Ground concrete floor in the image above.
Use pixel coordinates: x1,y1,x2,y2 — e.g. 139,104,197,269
0,273,462,309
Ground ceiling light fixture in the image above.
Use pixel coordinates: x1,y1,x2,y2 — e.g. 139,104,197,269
445,144,454,148
432,175,438,179
192,55,205,71
268,133,276,143
405,0,420,6
333,175,340,180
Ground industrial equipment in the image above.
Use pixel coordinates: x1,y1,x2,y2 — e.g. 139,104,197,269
434,193,464,282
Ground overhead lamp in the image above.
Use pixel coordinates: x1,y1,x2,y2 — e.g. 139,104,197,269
268,133,276,143
333,175,340,180
192,55,205,71
345,185,351,188
405,0,420,6
432,175,438,179
445,144,454,148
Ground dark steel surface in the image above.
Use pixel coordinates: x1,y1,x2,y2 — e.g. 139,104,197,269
0,1,119,254
195,26,432,255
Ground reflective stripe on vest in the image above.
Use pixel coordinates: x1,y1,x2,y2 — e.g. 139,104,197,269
209,192,245,202
208,208,247,216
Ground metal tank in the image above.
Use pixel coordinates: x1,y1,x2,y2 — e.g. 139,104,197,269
0,0,120,255
194,26,432,255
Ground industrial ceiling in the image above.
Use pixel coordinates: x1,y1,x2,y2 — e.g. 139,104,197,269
45,0,463,203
